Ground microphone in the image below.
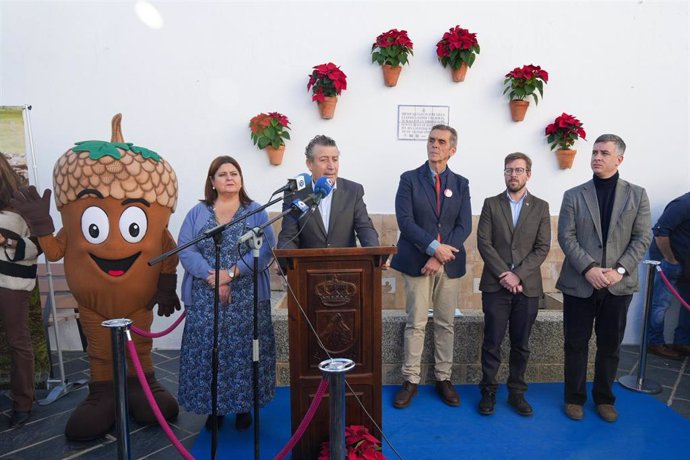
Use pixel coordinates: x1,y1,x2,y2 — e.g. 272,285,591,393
286,178,333,220
310,176,334,208
286,198,310,221
273,173,309,195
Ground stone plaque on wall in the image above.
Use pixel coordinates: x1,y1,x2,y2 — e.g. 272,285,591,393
397,105,450,140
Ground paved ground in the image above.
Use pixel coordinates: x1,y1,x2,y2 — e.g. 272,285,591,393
1,345,688,459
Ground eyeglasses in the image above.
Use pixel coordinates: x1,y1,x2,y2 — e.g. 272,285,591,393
503,167,528,175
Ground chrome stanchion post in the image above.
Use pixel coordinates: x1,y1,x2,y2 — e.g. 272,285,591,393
103,318,133,460
619,261,662,394
319,358,355,460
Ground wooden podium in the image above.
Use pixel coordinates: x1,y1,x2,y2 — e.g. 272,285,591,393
274,246,396,460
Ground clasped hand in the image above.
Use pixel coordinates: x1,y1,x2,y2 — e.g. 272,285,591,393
499,271,523,294
585,267,623,290
207,269,232,305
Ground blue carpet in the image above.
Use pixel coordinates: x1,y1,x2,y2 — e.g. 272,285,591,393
191,383,688,459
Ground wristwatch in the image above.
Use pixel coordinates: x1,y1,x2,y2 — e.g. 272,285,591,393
226,267,235,281
616,266,627,276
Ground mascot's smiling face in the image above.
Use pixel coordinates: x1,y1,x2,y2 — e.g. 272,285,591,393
60,193,172,309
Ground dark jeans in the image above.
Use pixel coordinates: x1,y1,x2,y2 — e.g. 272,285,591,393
0,286,34,412
563,291,631,406
479,290,539,395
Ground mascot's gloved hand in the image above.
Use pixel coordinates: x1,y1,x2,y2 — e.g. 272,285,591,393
10,186,55,236
147,273,181,317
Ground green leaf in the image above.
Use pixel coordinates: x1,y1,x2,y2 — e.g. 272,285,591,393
532,93,539,105
264,126,275,138
258,137,270,149
73,140,123,160
130,145,161,161
282,132,291,140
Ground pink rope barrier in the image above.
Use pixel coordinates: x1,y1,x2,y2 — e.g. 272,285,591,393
126,337,195,460
131,310,187,338
657,267,690,311
273,378,329,460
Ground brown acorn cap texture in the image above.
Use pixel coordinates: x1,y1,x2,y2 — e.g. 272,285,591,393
52,114,178,211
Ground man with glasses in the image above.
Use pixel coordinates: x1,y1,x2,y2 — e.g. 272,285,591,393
391,125,472,409
557,134,651,422
476,153,550,416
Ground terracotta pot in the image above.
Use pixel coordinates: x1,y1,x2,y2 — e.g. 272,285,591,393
317,96,338,119
382,64,402,87
451,62,469,82
556,149,577,169
265,144,285,166
509,100,530,122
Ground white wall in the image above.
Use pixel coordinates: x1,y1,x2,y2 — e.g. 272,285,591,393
2,0,688,348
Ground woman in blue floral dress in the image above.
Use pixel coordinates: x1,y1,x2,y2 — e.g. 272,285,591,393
177,156,275,431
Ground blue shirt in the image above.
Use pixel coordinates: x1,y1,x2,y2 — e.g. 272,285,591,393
650,192,690,263
507,190,527,228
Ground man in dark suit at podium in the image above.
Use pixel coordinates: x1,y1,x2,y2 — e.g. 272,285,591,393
277,135,379,249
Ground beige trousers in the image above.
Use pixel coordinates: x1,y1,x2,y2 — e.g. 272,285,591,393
401,269,460,383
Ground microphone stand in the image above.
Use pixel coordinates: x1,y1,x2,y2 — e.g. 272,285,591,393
236,195,320,460
148,191,293,460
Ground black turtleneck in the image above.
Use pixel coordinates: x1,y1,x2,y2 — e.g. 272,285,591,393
593,171,619,246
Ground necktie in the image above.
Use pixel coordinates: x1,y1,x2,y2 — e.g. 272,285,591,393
435,174,441,241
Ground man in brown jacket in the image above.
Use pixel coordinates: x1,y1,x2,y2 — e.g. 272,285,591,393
476,152,551,416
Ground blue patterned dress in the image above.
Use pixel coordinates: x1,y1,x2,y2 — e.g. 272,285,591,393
178,204,276,415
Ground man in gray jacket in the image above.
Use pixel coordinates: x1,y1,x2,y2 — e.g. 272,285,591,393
557,134,651,423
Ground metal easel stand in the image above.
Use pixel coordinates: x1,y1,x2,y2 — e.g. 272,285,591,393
319,358,355,460
619,260,662,394
21,105,85,405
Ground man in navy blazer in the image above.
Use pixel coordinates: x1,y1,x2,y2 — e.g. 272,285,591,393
277,135,379,250
391,125,472,408
557,134,651,423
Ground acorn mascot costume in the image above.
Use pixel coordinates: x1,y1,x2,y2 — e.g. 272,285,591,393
12,114,180,440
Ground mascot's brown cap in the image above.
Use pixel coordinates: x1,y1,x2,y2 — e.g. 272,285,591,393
52,114,178,211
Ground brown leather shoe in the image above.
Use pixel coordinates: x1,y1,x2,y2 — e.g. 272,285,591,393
435,380,460,407
596,404,618,422
394,381,418,409
649,344,682,360
672,344,690,356
564,403,584,421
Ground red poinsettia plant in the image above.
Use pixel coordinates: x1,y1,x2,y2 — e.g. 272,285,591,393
371,29,414,67
436,25,480,69
249,112,291,150
545,113,587,150
503,64,549,104
307,62,348,102
318,425,385,460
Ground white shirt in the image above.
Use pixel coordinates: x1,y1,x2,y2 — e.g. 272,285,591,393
315,179,337,234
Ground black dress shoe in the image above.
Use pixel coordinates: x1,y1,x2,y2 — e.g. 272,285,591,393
235,412,252,431
508,393,533,416
435,380,460,407
478,392,495,415
205,414,224,430
394,381,418,409
10,411,31,428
